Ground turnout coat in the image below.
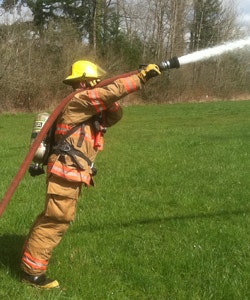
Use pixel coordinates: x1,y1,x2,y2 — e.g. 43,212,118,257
47,74,142,187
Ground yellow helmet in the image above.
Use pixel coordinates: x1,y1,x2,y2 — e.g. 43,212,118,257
63,60,106,85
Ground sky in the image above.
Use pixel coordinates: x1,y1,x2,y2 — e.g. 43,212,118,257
234,0,250,27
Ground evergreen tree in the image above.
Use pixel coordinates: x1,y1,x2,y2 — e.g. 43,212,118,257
190,0,226,51
15,0,121,51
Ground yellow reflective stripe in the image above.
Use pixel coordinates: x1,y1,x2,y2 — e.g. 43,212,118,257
47,161,92,185
88,89,106,113
22,252,48,270
120,77,138,93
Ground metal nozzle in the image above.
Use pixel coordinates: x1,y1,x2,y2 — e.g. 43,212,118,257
158,56,180,71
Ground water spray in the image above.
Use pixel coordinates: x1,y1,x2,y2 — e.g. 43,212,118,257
158,37,250,71
178,37,250,66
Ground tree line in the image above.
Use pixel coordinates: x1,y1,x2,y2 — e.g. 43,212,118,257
1,0,250,112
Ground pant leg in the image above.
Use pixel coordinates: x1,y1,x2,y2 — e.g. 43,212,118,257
21,175,82,276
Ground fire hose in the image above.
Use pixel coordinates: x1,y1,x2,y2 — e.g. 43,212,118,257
0,57,180,217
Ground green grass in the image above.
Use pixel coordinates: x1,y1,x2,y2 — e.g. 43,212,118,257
1,101,250,299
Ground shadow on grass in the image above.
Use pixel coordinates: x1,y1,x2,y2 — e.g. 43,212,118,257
75,208,250,233
0,234,25,277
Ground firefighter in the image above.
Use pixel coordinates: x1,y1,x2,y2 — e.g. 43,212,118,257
20,60,161,289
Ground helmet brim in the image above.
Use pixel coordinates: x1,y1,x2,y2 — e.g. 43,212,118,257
63,75,85,84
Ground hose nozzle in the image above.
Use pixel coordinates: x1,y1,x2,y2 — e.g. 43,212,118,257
159,56,180,71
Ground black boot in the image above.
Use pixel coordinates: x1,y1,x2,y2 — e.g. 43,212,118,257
22,272,59,289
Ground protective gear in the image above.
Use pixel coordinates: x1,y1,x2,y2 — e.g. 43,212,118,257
63,60,106,85
29,112,51,176
30,112,50,164
49,75,139,185
88,79,100,87
20,74,142,283
22,272,59,289
138,64,161,83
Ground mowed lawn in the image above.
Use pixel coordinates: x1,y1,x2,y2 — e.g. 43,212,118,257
1,100,250,299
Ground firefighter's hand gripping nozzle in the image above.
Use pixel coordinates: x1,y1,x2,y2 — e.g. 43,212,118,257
158,56,180,71
139,56,180,75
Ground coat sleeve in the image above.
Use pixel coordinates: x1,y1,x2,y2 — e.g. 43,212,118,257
63,74,142,125
102,102,123,127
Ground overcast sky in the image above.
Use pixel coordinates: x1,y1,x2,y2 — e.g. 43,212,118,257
1,0,250,29
234,0,250,26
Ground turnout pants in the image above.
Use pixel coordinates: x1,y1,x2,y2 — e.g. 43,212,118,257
21,174,82,276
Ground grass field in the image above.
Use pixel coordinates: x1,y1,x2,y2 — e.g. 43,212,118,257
1,100,250,299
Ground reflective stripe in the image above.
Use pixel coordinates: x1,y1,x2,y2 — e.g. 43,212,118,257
88,89,106,113
55,123,94,143
47,161,92,185
120,77,138,93
55,123,73,135
22,251,48,271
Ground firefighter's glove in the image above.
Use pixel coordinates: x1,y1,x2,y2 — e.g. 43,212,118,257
138,64,161,83
88,79,101,87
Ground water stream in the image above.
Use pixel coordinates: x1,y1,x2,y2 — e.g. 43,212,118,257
178,37,250,66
